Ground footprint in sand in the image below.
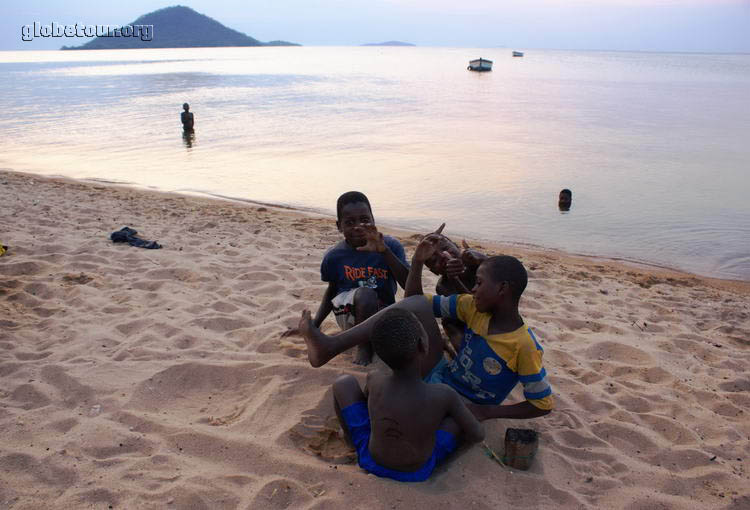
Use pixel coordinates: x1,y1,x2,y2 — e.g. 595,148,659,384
289,413,355,465
718,378,750,392
205,403,248,426
0,261,49,277
584,341,654,365
0,452,77,488
23,282,54,299
9,383,52,410
250,479,314,510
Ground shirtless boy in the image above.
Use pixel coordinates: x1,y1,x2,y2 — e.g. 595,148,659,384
333,307,484,482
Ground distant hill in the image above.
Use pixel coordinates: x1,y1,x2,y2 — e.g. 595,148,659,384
61,5,299,50
361,41,415,47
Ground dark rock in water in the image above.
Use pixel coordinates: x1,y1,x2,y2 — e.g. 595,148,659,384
61,5,300,50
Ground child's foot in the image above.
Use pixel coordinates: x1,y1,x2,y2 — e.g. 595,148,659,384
353,343,373,366
298,310,335,367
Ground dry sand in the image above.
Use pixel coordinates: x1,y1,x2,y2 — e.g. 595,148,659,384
1,169,748,509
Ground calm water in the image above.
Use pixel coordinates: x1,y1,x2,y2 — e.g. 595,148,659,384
1,47,749,280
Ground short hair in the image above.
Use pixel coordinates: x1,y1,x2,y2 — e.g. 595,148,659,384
560,189,572,197
371,308,423,370
336,191,373,221
481,255,528,303
183,103,189,108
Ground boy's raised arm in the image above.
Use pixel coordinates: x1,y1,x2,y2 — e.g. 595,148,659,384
405,225,445,297
405,256,425,297
446,388,485,444
357,224,409,288
382,242,410,289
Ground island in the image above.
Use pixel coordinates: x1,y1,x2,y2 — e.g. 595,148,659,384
61,5,299,50
361,41,416,47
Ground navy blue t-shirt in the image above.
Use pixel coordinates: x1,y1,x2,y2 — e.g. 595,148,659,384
320,236,407,305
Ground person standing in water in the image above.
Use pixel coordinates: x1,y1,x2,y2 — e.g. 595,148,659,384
181,103,194,131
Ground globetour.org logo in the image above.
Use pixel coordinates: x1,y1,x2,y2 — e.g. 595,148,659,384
21,22,153,42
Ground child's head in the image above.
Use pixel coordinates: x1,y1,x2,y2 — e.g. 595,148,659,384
371,308,427,371
183,103,190,111
424,235,461,276
336,191,374,248
558,189,572,210
473,255,528,312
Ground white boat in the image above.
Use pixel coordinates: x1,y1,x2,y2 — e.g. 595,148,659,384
512,51,524,57
467,58,492,72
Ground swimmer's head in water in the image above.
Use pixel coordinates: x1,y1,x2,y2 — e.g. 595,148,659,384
559,189,572,210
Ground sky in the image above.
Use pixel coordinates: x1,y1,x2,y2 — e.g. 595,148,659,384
2,0,749,52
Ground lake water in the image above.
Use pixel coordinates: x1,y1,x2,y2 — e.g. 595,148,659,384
1,47,749,280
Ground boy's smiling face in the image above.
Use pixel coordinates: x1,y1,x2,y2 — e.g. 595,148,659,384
337,201,374,248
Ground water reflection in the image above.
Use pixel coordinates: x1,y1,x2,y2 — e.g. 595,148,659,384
182,129,195,149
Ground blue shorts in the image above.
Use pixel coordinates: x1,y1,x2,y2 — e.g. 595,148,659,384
340,401,457,482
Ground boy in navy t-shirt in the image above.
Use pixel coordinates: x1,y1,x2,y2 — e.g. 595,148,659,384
314,191,409,365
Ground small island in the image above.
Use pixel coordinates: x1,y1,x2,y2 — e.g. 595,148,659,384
61,5,299,50
361,41,416,47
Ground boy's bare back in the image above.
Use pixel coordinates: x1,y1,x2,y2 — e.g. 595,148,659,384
365,370,481,472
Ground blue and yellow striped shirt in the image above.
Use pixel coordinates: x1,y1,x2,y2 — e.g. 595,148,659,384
427,293,553,410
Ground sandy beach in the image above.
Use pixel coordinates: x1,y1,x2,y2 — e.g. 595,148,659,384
1,168,748,509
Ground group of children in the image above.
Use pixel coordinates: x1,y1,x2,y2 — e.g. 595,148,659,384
299,191,554,482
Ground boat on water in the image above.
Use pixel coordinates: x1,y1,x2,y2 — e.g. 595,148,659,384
512,51,524,57
467,58,493,72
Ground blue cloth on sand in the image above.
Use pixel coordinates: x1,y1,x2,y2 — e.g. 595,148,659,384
340,401,456,482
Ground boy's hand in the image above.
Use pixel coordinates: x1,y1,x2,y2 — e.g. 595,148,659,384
444,257,465,278
356,223,387,253
413,223,447,263
461,239,486,267
443,337,458,359
413,234,442,263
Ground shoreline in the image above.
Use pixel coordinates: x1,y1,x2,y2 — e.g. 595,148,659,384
17,168,750,289
2,167,749,509
183,188,750,286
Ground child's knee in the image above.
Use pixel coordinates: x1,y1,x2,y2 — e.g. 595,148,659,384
333,374,362,404
333,374,358,388
353,287,379,320
333,374,360,394
353,287,378,308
